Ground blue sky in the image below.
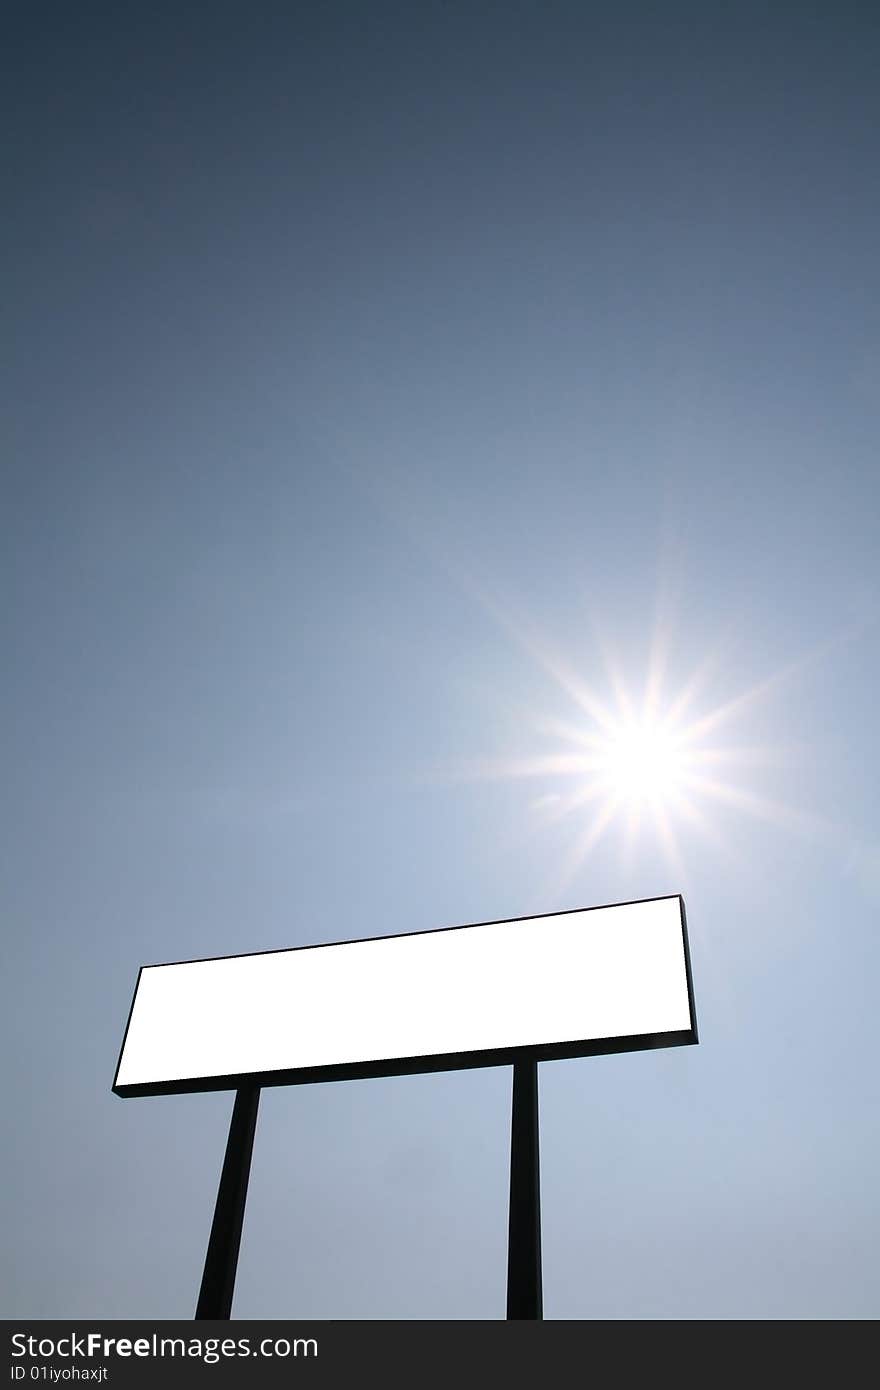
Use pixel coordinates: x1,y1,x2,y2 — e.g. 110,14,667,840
3,1,879,1319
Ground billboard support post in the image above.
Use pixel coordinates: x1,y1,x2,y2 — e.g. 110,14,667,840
195,1085,261,1320
507,1058,542,1319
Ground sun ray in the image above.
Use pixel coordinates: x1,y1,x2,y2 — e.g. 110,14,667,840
679,743,802,768
532,778,614,827
650,803,688,885
617,801,644,879
662,643,731,729
460,578,621,733
549,796,622,905
643,612,673,722
680,773,833,839
665,786,748,873
682,623,868,744
531,713,612,754
588,620,638,726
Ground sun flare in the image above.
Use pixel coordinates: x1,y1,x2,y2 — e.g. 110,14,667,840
438,586,830,898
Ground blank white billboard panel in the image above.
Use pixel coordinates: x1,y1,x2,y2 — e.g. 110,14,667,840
114,895,696,1096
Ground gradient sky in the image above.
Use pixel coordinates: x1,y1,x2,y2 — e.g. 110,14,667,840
4,1,879,1320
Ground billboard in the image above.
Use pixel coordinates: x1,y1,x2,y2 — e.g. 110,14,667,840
113,894,697,1097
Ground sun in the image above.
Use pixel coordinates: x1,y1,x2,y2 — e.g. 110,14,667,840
436,587,831,897
593,714,690,809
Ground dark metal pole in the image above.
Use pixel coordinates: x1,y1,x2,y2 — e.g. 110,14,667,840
195,1085,261,1320
506,1058,543,1319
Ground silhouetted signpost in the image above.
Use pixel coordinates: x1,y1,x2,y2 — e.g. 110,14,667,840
113,894,697,1319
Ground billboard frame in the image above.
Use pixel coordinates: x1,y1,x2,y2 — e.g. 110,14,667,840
113,892,698,1320
112,893,698,1099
